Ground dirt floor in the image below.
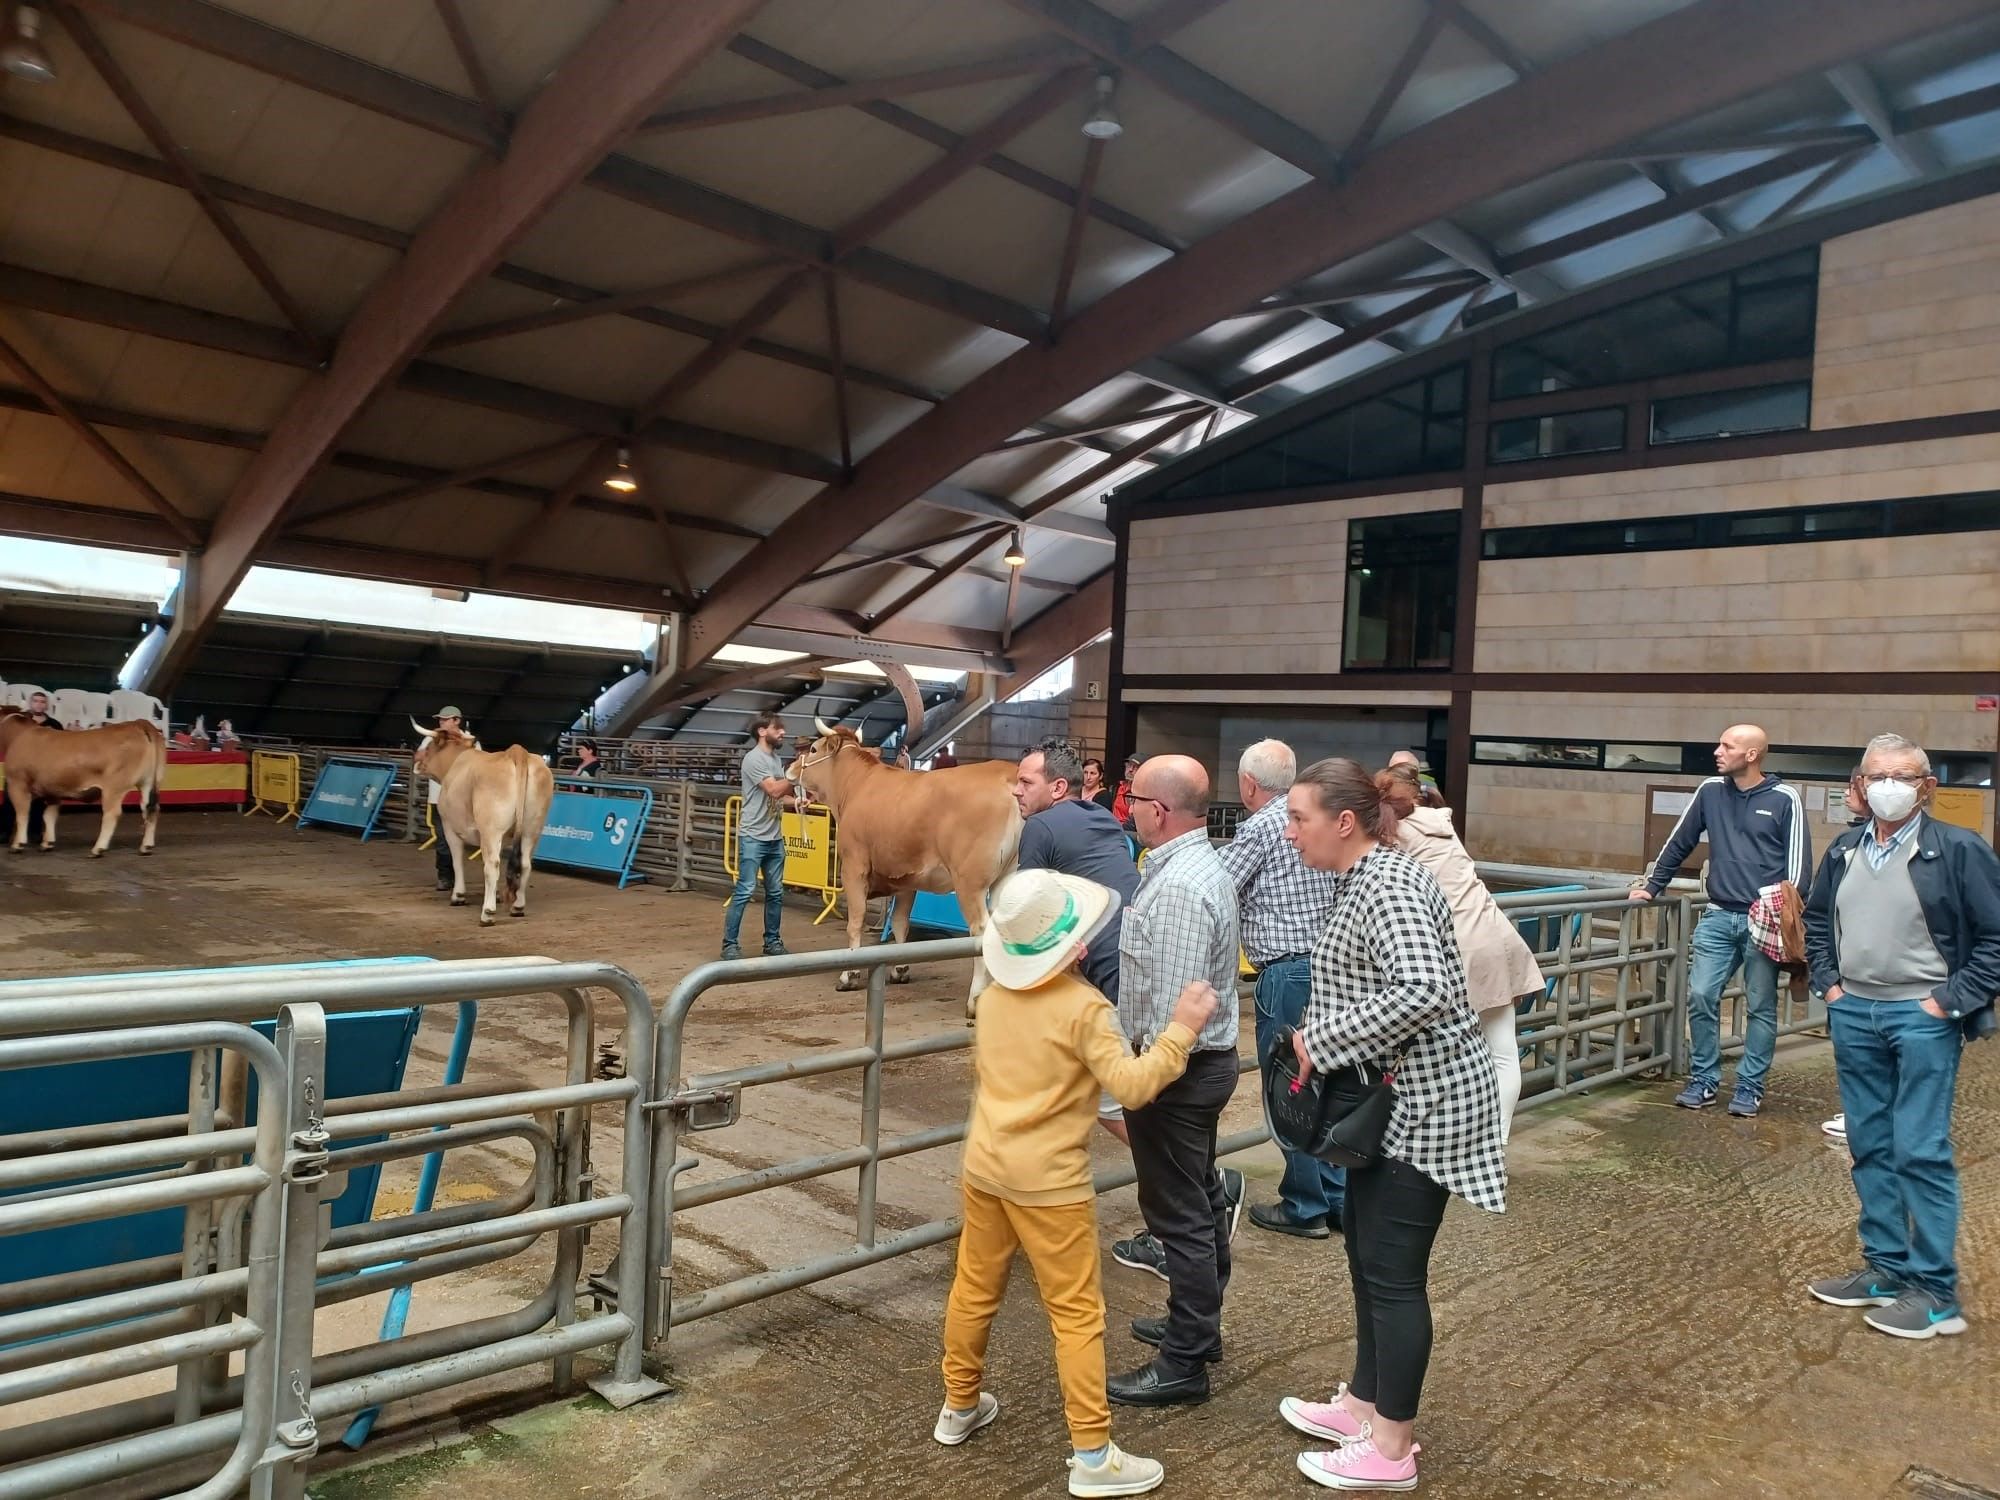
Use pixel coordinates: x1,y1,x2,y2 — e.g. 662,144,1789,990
2,811,1996,1500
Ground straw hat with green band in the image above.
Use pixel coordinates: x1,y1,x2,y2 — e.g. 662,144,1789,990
981,869,1120,992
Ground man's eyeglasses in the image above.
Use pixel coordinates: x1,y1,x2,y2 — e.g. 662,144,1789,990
1859,771,1927,786
1127,795,1169,813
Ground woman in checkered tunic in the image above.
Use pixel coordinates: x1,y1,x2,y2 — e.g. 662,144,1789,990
1274,757,1505,1493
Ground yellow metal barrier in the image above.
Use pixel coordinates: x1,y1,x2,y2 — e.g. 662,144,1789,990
244,749,301,823
723,795,842,924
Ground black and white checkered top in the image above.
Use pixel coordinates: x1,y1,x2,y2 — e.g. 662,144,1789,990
1298,843,1506,1213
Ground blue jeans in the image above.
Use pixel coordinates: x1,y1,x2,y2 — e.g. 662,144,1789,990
1830,997,1964,1299
723,834,786,950
1685,907,1779,1096
1253,957,1346,1222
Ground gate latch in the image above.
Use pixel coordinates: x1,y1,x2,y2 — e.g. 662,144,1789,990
645,1084,740,1132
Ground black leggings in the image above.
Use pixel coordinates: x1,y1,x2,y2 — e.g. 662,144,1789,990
1342,1155,1449,1422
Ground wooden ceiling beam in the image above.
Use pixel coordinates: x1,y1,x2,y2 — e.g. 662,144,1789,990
427,257,787,349
679,0,1991,676
998,0,1342,180
643,45,1084,131
1049,135,1106,340
867,525,1011,630
1019,408,1205,519
431,0,508,145
0,332,203,547
132,0,769,695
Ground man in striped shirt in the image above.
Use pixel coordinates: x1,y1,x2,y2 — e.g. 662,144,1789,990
1631,723,1810,1117
1220,739,1344,1239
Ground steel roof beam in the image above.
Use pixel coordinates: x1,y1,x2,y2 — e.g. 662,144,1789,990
645,46,1085,132
999,0,1341,180
921,483,1114,544
677,0,1993,677
1827,61,1945,179
130,0,768,695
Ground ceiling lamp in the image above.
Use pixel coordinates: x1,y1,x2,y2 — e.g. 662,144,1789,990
1081,72,1122,141
604,447,638,493
1003,530,1028,568
2,5,55,83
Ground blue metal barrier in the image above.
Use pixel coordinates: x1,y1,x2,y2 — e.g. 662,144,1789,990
297,757,399,839
533,776,652,888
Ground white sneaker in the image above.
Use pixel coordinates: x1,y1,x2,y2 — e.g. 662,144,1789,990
1067,1440,1165,1497
1821,1114,1846,1142
932,1391,999,1445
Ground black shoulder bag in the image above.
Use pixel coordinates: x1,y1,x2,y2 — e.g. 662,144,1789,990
1265,1028,1404,1169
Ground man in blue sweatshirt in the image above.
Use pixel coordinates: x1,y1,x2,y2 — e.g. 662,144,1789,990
1630,724,1810,1116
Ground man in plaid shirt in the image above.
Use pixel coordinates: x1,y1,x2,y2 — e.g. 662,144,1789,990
1109,754,1241,1408
1219,739,1344,1239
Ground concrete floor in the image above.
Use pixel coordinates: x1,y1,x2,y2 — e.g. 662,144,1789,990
2,811,1995,1500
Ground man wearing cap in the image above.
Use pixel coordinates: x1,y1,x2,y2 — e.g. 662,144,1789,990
425,706,465,891
937,866,1217,1496
1111,752,1143,829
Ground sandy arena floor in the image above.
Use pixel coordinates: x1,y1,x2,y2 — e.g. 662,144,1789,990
1,810,1996,1500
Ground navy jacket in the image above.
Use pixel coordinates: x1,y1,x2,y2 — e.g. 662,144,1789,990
1643,774,1810,911
1802,814,2000,1042
1017,797,1140,1001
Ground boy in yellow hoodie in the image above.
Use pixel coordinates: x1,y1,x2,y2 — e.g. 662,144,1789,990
935,867,1220,1498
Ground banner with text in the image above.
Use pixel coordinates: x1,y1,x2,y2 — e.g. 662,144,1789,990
298,758,398,840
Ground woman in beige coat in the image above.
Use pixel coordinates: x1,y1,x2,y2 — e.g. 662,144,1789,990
1377,765,1544,1138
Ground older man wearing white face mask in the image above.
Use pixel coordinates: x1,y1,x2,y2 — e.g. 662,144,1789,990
1802,734,2000,1343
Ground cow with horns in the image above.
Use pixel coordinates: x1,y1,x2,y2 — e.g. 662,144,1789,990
790,718,1021,1014
411,720,554,926
0,709,166,856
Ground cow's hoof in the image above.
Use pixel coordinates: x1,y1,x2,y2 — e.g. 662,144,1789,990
138,848,153,856
888,965,913,985
479,912,496,927
965,998,979,1022
835,969,862,992
450,894,466,907
510,908,526,918
88,849,105,859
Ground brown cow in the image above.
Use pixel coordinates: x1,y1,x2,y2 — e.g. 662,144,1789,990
412,721,554,926
790,720,1020,1015
0,709,166,856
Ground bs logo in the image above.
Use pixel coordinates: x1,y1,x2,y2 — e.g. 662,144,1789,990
600,813,631,846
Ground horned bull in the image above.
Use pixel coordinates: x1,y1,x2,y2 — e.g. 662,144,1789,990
0,710,166,856
791,717,1020,1016
412,720,555,926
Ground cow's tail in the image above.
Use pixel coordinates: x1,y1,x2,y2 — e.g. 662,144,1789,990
143,723,166,816
502,749,532,898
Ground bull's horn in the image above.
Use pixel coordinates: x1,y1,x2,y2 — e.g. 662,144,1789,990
814,716,834,736
410,717,433,739
854,725,865,746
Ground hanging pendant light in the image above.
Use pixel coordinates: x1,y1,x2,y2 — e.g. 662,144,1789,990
1,6,56,83
604,447,638,493
1081,72,1122,141
1003,530,1028,568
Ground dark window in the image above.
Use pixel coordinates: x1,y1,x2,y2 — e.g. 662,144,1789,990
1343,511,1457,671
1471,740,1603,769
1650,382,1811,445
1156,366,1465,503
1483,489,2000,561
1476,740,1991,786
1491,406,1625,464
1491,248,1817,399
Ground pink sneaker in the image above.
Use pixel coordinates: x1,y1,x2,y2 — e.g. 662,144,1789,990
1296,1428,1418,1491
1279,1387,1367,1443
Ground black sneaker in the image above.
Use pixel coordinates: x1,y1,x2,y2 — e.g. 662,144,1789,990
1248,1201,1331,1239
1219,1167,1245,1242
719,943,745,962
1111,1231,1168,1282
762,939,788,957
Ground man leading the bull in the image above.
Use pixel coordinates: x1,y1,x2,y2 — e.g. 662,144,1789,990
1108,754,1241,1408
424,705,466,892
721,713,796,961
